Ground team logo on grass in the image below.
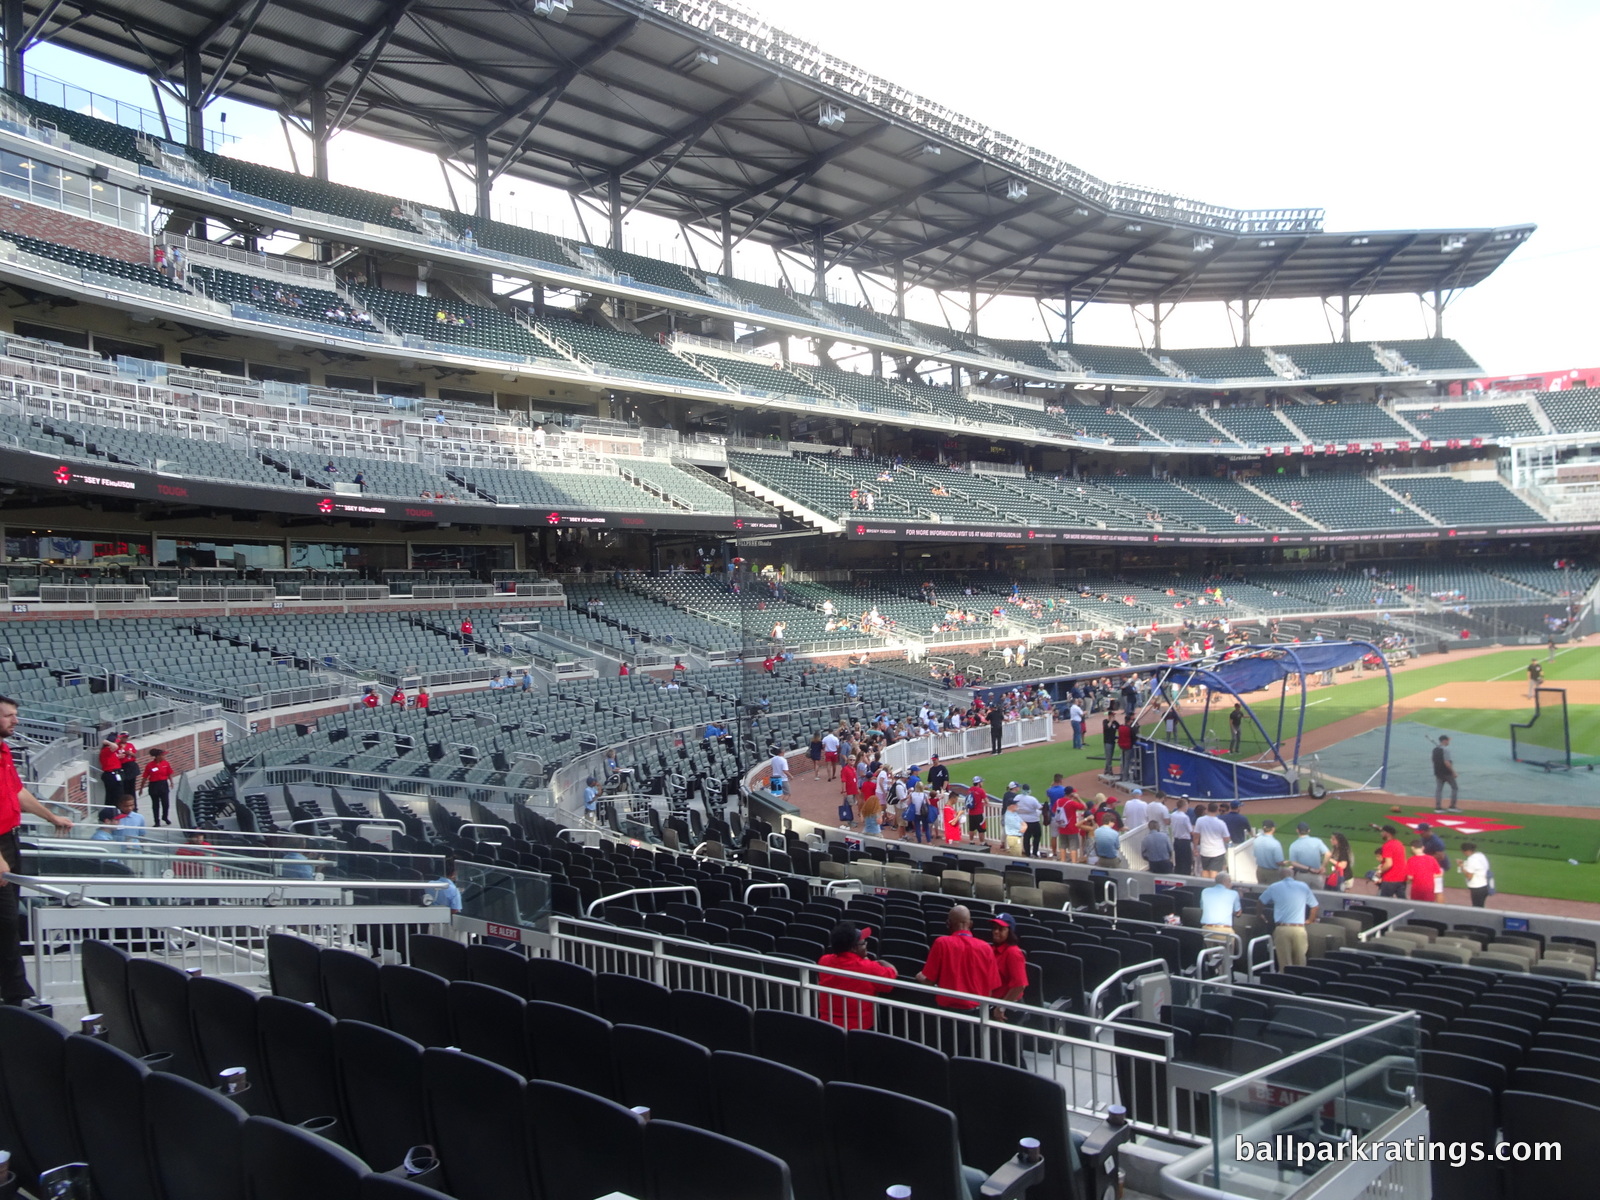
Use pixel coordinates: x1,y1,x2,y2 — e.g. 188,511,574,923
1398,815,1523,836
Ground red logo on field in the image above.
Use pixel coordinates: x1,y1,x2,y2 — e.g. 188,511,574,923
1397,815,1522,836
53,464,71,484
317,498,334,513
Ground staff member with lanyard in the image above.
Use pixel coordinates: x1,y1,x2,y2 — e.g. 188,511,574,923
0,694,74,1006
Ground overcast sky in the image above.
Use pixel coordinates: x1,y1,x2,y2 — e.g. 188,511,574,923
28,0,1597,374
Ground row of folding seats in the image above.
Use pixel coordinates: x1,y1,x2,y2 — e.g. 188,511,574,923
0,1005,432,1200
257,935,1081,1200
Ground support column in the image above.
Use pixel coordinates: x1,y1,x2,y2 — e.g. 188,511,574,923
1340,295,1352,343
812,231,826,299
607,171,624,250
719,209,734,277
1150,303,1163,352
1432,290,1445,338
1239,299,1251,348
310,90,330,181
870,348,882,378
473,136,493,219
893,262,906,320
967,284,978,335
182,48,205,153
1062,294,1074,344
3,0,24,95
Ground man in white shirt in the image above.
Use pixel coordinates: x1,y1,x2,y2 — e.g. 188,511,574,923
1145,796,1169,831
1193,802,1232,879
1068,700,1085,750
1122,788,1148,832
1169,798,1194,875
769,751,790,794
821,731,841,781
1012,785,1044,857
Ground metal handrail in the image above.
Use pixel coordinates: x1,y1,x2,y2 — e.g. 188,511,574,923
457,822,511,843
1358,907,1417,941
288,817,406,833
743,881,789,905
1087,957,1168,1020
584,884,701,917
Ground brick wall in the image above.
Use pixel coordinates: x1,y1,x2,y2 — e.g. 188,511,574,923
0,197,151,264
57,722,226,809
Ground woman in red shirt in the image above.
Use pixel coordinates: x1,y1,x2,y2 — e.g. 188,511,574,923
990,913,1028,1018
415,689,430,711
97,735,124,801
966,777,988,844
361,690,379,708
459,619,473,638
390,688,406,706
141,748,174,826
116,733,140,797
816,922,897,1030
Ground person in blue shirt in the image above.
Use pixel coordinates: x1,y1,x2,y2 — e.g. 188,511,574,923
113,794,146,844
429,855,463,913
1091,821,1122,867
1259,864,1320,967
582,777,600,816
1199,873,1243,975
280,837,316,880
705,722,726,741
1288,822,1332,881
844,680,859,700
1220,800,1251,845
90,806,119,844
1252,820,1285,873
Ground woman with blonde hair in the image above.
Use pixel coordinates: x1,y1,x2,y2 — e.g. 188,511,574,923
859,789,883,837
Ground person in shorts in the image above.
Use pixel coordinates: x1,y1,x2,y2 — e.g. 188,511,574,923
966,776,988,844
821,729,841,780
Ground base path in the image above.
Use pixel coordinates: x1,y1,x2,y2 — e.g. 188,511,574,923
1394,679,1600,711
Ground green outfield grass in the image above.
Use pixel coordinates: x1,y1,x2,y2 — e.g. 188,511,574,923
1289,797,1600,903
1400,705,1600,758
1227,644,1600,756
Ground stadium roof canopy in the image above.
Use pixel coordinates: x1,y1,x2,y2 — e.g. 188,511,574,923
28,0,1535,305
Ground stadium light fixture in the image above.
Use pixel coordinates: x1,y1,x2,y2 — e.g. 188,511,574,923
1192,236,1214,253
696,49,719,66
1124,223,1142,233
1006,179,1029,202
816,103,847,129
1258,239,1276,248
1349,236,1370,246
919,143,942,157
533,0,571,17
1441,235,1467,252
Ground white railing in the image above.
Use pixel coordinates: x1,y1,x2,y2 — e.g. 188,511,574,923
547,913,1200,1141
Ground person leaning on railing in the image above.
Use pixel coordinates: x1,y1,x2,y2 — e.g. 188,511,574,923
0,693,74,1005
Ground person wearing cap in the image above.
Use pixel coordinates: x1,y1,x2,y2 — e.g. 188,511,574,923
817,921,898,1030
1051,785,1086,863
1252,820,1285,874
1145,793,1169,832
1404,839,1443,902
1141,819,1174,874
988,705,1005,755
1259,863,1320,968
1012,784,1043,858
999,781,1020,813
1170,797,1194,876
990,914,1028,1019
1288,823,1331,879
965,777,989,845
1101,710,1121,777
926,754,949,794
918,905,1000,1012
1122,788,1148,832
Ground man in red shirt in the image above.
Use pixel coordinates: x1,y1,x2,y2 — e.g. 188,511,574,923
1054,787,1087,863
618,662,630,677
1376,825,1409,898
141,748,174,826
1404,839,1442,902
361,689,379,708
459,618,473,638
966,777,989,845
390,687,406,706
989,913,1027,1020
0,694,74,1004
97,734,124,801
918,905,999,1011
816,921,898,1030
